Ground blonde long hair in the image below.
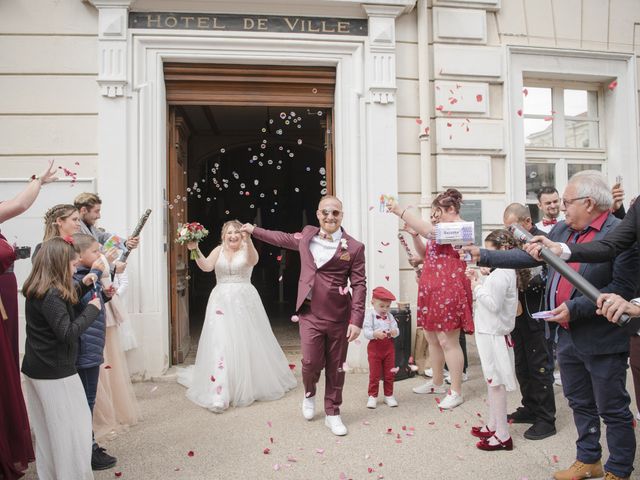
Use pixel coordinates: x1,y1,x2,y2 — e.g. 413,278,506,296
23,237,80,303
43,204,78,241
220,220,243,245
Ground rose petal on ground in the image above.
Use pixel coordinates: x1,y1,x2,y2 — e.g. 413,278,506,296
104,365,112,369
428,421,435,425
263,448,271,454
287,455,297,462
315,448,325,454
386,428,393,434
476,412,482,417
339,473,347,480
401,425,406,431
454,424,461,429
368,467,374,473
362,420,370,426
552,455,559,463
395,439,402,444
435,397,440,404
273,464,281,471
270,437,274,444
115,473,122,478
267,421,272,428
187,451,195,457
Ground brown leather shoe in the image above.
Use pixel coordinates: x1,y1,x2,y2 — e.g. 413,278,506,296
553,460,604,480
604,472,629,480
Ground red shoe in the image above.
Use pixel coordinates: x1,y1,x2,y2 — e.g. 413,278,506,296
476,435,513,451
471,425,495,438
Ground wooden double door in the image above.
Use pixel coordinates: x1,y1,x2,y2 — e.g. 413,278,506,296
166,63,336,365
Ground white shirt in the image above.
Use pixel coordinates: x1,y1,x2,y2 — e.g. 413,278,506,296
363,310,399,340
309,228,342,268
473,268,518,335
535,214,564,234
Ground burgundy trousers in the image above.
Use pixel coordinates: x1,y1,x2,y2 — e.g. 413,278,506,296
367,338,395,397
630,336,640,413
298,307,349,415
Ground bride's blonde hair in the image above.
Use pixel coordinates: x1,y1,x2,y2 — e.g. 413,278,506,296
220,220,243,245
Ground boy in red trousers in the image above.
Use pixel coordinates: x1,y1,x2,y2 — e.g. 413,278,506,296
363,287,399,408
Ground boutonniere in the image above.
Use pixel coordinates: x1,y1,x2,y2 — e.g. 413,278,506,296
340,238,348,250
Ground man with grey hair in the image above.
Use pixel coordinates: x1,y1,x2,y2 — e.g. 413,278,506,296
465,171,638,479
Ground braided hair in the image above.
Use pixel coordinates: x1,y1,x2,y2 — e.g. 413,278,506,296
43,204,78,241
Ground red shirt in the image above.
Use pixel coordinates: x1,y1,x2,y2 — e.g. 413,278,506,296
554,211,609,327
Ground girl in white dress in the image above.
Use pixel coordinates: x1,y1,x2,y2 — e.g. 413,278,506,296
177,220,296,412
467,229,522,452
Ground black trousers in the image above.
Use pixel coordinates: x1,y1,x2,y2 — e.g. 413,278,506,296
512,316,556,425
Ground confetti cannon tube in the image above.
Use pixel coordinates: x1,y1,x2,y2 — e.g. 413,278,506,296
508,223,640,333
120,209,152,262
398,232,422,279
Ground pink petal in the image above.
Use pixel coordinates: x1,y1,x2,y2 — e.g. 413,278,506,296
415,118,423,125
552,455,559,463
522,88,528,97
315,448,325,454
476,94,483,102
291,315,299,322
408,356,414,363
339,474,347,480
273,464,280,471
263,448,270,454
267,421,272,428
216,385,222,394
384,276,390,281
269,437,274,444
287,455,297,462
104,365,112,369
517,109,523,117
210,375,216,382
424,127,430,135
215,309,224,315
288,363,296,370
608,80,618,91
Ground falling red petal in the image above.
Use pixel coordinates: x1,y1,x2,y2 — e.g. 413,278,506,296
608,80,618,91
384,276,390,281
288,363,296,370
435,397,440,404
446,122,452,127
517,109,523,117
435,105,444,111
386,428,393,434
381,241,390,246
476,94,483,102
269,437,274,444
210,375,215,382
276,255,282,262
552,455,559,463
424,127,430,135
543,116,553,121
267,421,272,428
523,88,528,97
215,309,224,315
368,468,374,473
415,118,423,125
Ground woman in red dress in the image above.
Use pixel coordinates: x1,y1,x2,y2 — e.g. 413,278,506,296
388,189,473,409
0,160,57,478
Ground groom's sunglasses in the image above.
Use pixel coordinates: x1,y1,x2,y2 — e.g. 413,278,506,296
319,209,342,217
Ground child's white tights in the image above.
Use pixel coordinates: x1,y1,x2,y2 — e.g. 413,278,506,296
487,384,510,443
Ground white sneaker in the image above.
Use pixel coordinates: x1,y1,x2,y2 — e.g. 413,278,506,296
302,396,315,420
412,380,447,394
445,372,469,384
325,415,348,436
425,368,448,378
383,395,398,407
438,390,464,410
366,396,377,409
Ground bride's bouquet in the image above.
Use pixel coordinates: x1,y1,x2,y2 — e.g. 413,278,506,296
176,222,209,260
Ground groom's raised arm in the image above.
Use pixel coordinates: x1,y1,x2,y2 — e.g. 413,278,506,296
348,244,366,328
249,226,300,251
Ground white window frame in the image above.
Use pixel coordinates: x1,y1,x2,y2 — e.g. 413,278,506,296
507,47,639,206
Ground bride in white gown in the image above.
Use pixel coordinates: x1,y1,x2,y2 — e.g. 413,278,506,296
177,220,296,412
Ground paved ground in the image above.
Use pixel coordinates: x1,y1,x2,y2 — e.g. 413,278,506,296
23,343,640,480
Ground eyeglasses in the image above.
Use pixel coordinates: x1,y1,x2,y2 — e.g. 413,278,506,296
562,196,589,208
319,209,342,217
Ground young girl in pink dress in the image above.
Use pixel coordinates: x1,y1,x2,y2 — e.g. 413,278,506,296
387,189,473,409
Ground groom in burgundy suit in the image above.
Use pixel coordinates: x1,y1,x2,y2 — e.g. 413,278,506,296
242,195,366,436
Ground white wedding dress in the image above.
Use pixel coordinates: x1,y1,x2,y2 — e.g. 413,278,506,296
177,248,296,412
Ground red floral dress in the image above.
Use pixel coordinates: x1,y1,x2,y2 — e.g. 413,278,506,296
417,240,474,334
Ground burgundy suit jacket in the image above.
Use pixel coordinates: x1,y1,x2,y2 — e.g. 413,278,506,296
253,225,366,328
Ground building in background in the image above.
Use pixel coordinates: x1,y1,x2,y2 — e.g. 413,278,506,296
1,0,639,377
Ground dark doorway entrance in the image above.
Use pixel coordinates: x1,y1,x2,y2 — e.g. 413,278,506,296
177,105,332,360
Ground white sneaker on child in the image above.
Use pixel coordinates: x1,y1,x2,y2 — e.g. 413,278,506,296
366,396,377,409
425,368,449,378
438,390,464,409
383,395,398,407
412,380,447,394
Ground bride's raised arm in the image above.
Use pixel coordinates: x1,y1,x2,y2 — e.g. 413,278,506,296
188,243,221,272
243,232,259,267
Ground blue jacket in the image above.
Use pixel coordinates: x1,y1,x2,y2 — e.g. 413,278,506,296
73,265,108,369
479,213,639,356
